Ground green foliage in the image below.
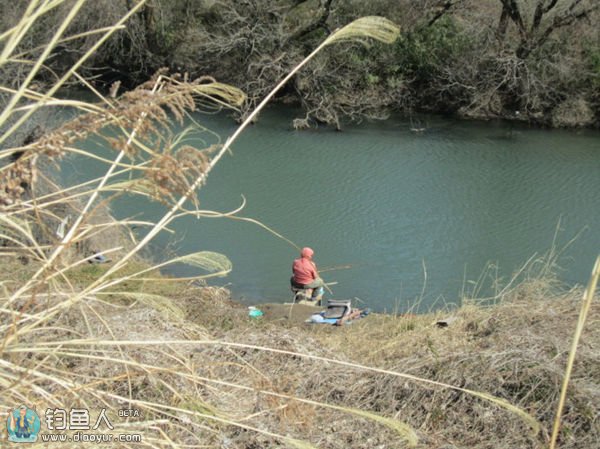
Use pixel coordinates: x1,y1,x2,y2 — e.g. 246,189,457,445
153,26,180,52
393,16,470,82
284,0,321,31
366,73,380,85
333,44,388,88
69,263,109,284
583,43,600,88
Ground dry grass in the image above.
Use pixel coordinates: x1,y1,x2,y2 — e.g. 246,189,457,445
176,266,600,449
2,257,597,448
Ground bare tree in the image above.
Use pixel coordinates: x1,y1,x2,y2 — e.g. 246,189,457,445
497,0,600,58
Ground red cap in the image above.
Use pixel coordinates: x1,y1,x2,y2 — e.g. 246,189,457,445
301,247,314,259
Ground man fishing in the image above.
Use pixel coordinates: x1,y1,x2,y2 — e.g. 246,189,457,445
291,247,325,303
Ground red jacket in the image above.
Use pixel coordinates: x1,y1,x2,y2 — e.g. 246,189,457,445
292,257,317,285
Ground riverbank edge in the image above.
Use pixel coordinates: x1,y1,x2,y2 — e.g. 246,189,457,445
168,273,600,448
274,94,600,130
121,266,600,448
57,83,600,131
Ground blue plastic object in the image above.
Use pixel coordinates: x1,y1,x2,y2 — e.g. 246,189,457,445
248,307,264,318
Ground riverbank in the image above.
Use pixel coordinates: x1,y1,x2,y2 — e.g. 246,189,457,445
145,273,600,449
111,270,600,448
4,253,596,448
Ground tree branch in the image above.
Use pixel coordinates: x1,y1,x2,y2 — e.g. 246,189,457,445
427,0,462,27
499,0,528,40
520,0,599,58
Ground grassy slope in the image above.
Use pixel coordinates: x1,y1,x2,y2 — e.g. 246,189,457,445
80,262,600,448
2,255,598,448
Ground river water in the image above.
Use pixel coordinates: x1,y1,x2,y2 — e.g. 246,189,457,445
65,107,600,312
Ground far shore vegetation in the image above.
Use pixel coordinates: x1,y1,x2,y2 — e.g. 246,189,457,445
1,0,599,129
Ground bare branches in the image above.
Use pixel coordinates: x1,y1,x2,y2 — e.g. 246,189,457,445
426,0,464,27
499,0,528,41
532,0,559,31
495,0,599,59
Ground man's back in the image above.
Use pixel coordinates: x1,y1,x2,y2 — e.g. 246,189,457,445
292,257,316,285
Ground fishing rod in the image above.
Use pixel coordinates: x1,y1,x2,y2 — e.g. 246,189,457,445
318,264,353,273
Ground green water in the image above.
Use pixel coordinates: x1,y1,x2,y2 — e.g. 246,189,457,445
63,107,600,312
